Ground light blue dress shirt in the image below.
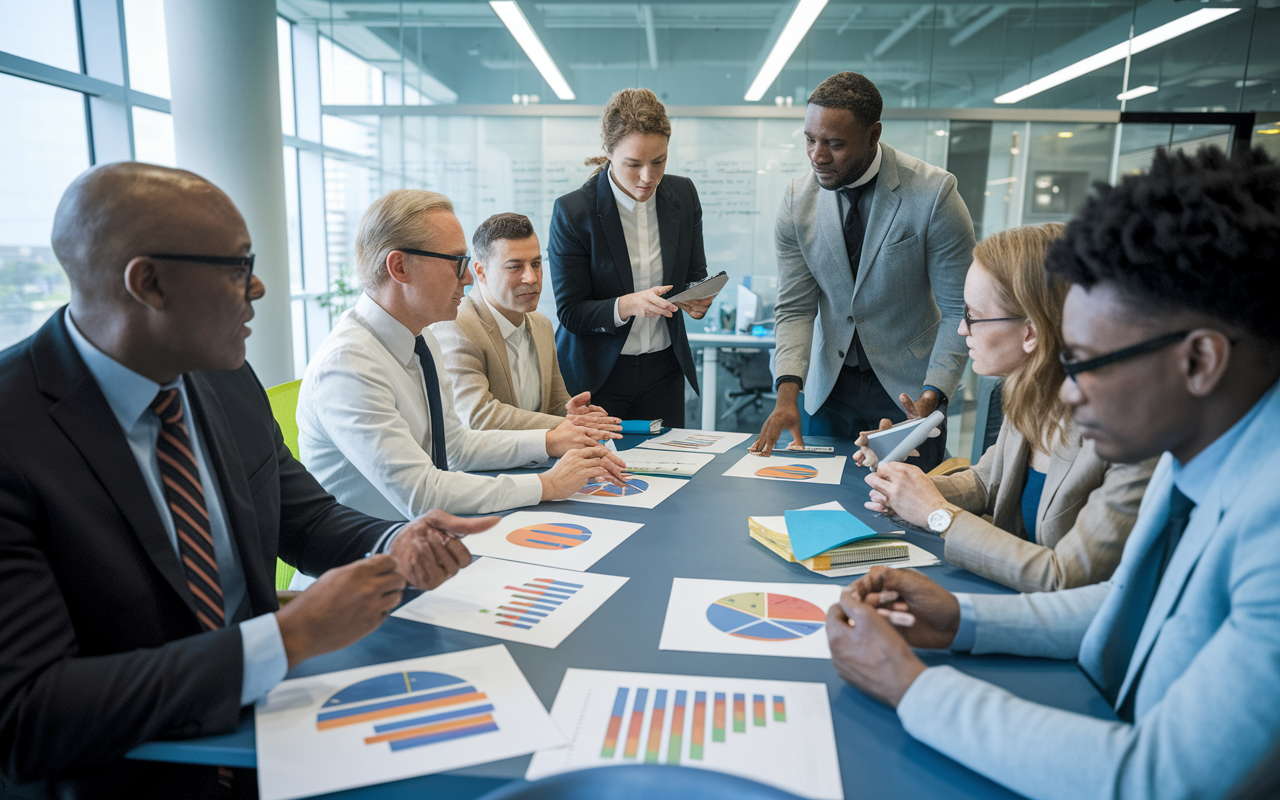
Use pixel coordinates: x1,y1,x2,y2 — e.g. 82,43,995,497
952,392,1267,652
66,314,288,705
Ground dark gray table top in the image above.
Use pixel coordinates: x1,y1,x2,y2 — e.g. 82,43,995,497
129,435,1115,799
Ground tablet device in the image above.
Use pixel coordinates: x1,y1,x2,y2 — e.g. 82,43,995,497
865,410,945,466
665,271,728,304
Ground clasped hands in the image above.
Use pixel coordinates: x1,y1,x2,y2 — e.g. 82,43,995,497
276,509,496,668
825,566,961,708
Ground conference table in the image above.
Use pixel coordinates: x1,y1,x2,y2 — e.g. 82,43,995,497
129,434,1116,799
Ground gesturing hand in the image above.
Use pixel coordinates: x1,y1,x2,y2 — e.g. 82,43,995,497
391,509,496,591
848,566,961,650
276,555,407,669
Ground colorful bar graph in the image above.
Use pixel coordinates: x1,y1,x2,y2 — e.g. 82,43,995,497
753,694,766,727
623,688,647,758
773,695,786,722
712,693,726,742
645,690,667,763
733,693,746,733
601,687,628,757
483,579,581,629
667,690,687,764
690,692,706,760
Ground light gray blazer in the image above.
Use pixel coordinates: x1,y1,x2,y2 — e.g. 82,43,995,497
431,291,571,432
895,380,1280,800
773,143,975,413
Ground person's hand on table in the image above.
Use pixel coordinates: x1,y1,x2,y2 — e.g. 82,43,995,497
864,462,956,528
826,584,927,708
750,382,803,456
390,509,494,589
849,566,961,650
540,444,628,500
275,555,407,669
619,286,677,320
674,296,713,319
546,417,621,456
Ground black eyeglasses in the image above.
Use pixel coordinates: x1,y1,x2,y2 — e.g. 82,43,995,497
397,248,471,279
148,253,256,293
1059,330,1191,383
963,306,1024,329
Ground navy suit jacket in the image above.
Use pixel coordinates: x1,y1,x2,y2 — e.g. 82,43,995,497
547,171,708,395
0,309,392,799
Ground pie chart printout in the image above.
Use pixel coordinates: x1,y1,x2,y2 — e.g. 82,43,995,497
506,523,593,550
577,477,650,497
754,464,819,480
315,671,497,752
705,593,826,641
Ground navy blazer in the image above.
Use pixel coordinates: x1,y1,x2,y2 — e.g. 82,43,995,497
547,171,708,395
0,309,392,798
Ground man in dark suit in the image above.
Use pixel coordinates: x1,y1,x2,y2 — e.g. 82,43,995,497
0,162,490,799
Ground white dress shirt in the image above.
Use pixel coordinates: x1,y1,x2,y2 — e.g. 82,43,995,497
298,292,547,522
65,313,286,706
483,290,542,413
608,165,672,355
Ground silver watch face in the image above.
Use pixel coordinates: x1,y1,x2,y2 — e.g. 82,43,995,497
927,509,951,533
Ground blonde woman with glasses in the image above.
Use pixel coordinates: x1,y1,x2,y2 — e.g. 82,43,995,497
859,223,1155,592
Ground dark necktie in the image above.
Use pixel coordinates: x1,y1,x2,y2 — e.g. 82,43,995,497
150,388,224,631
414,335,449,471
840,185,868,272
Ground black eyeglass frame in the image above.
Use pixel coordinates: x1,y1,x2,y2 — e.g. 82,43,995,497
396,248,471,279
1059,329,1191,382
962,306,1024,329
147,253,256,293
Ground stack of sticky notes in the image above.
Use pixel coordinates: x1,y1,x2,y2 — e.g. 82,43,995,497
748,502,909,573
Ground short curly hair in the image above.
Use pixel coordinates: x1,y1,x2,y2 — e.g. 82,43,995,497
807,72,882,129
1045,147,1280,343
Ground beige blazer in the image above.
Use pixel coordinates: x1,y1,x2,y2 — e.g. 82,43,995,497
930,419,1155,593
431,291,572,431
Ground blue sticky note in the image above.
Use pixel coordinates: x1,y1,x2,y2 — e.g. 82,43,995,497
784,509,880,561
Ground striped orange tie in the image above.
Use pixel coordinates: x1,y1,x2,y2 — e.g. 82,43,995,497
150,389,225,631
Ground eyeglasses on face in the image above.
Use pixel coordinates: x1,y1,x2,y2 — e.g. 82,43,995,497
396,248,471,279
148,253,256,293
1059,330,1191,383
963,306,1024,329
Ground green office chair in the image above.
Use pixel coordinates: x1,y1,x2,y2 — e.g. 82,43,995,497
266,379,303,592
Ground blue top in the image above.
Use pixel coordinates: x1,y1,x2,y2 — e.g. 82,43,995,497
1021,467,1047,545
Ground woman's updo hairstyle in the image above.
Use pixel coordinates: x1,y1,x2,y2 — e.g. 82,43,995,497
585,88,672,177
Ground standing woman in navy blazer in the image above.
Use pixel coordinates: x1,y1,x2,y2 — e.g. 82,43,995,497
548,88,712,427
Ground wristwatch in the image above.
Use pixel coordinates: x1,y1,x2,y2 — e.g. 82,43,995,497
926,506,961,535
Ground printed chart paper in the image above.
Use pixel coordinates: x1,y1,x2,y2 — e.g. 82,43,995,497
567,474,688,510
722,452,846,485
619,448,716,477
464,511,643,572
658,578,842,660
635,428,753,454
527,668,842,800
393,558,628,649
256,645,562,800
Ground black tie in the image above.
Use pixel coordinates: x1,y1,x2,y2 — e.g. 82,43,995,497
414,335,449,471
840,185,868,272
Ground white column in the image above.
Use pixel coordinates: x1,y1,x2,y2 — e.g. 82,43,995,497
164,0,293,387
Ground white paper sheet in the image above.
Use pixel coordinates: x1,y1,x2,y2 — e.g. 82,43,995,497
392,558,628,649
255,645,563,800
634,428,754,454
619,449,716,477
527,668,842,800
721,452,847,485
567,474,689,510
463,511,643,572
658,578,842,660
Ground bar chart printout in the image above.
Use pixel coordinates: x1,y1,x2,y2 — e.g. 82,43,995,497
527,669,842,800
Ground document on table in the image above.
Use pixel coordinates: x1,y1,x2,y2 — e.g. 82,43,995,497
722,452,846,485
634,428,754,454
255,645,562,800
393,558,628,649
463,511,643,572
527,668,842,800
619,448,716,477
784,508,881,561
568,473,689,510
658,577,842,660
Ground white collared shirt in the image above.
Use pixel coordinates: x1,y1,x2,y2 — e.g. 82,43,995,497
483,290,542,413
297,292,546,522
608,165,672,355
836,143,883,223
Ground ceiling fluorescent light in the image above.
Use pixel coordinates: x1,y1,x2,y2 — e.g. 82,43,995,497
489,1,575,100
995,8,1238,104
1117,84,1159,101
745,0,829,102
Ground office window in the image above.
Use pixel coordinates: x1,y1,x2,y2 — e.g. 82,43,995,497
132,107,176,167
278,17,296,137
123,0,171,99
319,36,383,106
323,156,377,317
0,0,80,73
282,146,303,293
0,74,89,349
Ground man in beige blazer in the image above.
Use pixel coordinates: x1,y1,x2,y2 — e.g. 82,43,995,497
434,213,617,432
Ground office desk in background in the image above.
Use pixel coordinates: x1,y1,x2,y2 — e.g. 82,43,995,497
687,332,776,431
129,436,1115,800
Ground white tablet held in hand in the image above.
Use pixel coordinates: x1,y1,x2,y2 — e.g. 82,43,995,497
865,410,945,466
